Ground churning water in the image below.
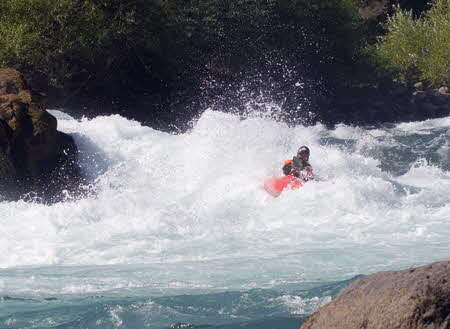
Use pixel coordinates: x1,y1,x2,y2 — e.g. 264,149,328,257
1,108,449,328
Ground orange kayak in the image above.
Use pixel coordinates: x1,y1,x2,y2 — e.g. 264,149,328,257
263,175,303,197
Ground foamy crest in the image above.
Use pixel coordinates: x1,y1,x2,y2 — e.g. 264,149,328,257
1,109,449,293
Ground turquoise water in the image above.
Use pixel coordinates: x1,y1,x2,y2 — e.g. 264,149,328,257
1,109,449,328
1,278,352,329
1,263,359,329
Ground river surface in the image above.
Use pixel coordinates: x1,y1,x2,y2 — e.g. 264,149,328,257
1,108,449,328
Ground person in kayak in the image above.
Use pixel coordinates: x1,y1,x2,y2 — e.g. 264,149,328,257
282,146,314,181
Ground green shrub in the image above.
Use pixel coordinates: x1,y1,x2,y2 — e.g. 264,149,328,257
374,0,450,86
0,0,179,90
0,0,369,93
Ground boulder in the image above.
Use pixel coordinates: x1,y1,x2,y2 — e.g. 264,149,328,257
413,91,427,103
429,91,450,107
0,68,79,198
390,84,409,97
438,87,449,95
0,119,17,187
421,102,440,116
300,261,450,329
414,82,425,91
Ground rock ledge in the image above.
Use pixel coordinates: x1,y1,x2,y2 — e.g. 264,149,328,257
0,68,79,200
301,261,450,329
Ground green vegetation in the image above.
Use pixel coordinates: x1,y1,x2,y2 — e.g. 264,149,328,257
0,0,181,91
0,0,367,93
374,0,450,87
0,0,448,96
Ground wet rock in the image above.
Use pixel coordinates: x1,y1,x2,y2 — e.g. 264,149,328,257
390,84,409,96
0,68,80,199
0,119,17,190
438,87,449,95
413,91,427,103
430,94,449,107
442,102,450,111
300,261,450,329
414,82,425,91
421,102,440,115
372,99,386,109
328,81,449,126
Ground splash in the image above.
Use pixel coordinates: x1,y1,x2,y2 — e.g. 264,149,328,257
0,110,449,295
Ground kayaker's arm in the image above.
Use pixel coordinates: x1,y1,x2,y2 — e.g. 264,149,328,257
282,162,293,175
301,165,315,181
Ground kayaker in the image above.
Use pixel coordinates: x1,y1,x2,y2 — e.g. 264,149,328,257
282,146,314,181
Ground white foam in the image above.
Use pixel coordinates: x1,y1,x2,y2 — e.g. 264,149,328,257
274,295,332,315
1,109,449,294
395,116,450,131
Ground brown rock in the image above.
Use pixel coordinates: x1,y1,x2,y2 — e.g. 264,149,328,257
0,68,79,198
0,68,44,107
0,69,28,95
300,261,450,329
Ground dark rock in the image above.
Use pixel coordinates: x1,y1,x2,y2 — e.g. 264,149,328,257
0,119,17,190
421,102,440,115
442,102,450,111
337,97,359,106
372,99,386,109
413,91,427,103
390,85,409,96
436,104,450,117
430,92,450,106
300,261,450,329
317,95,332,107
0,68,80,200
406,102,419,115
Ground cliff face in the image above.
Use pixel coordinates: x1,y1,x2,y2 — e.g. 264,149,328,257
0,68,79,199
300,261,450,329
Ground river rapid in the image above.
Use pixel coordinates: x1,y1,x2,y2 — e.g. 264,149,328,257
1,108,449,329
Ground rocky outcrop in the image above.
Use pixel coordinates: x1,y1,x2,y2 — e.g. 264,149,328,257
319,82,450,126
300,261,450,329
0,68,79,199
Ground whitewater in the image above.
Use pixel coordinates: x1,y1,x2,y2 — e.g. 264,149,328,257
1,108,449,328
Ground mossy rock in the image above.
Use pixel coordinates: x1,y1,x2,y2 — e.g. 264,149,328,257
0,69,28,96
0,68,79,197
29,110,57,137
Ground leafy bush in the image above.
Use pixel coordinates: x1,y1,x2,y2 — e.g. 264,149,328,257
374,0,450,86
0,0,180,91
0,0,369,94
